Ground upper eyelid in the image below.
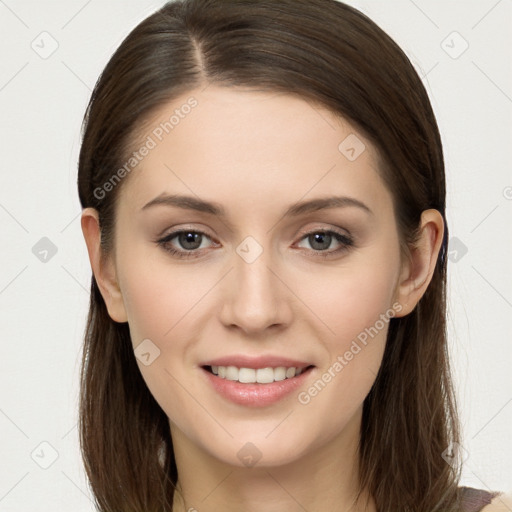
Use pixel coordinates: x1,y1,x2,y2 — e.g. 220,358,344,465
295,224,350,238
159,226,217,241
159,220,351,237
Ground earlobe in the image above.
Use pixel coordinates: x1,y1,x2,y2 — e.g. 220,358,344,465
394,209,445,317
80,207,128,323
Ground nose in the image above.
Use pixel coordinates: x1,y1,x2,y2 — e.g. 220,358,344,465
219,246,293,335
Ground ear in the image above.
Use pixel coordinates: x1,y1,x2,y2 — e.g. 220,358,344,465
393,209,445,317
81,207,128,323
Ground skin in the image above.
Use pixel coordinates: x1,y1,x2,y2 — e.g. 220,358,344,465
82,86,444,512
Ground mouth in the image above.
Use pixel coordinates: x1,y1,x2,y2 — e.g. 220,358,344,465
199,355,316,406
202,364,315,384
201,363,316,407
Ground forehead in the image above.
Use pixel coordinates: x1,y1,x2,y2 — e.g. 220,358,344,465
120,86,391,216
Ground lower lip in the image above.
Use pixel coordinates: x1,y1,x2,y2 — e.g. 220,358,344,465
202,366,315,407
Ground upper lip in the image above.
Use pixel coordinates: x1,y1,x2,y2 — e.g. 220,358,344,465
201,355,314,370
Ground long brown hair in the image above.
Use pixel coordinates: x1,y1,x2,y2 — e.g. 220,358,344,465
77,1,464,510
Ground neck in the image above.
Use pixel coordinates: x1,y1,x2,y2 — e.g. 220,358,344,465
170,407,376,512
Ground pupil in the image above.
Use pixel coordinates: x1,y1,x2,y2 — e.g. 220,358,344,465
180,232,202,250
310,232,331,250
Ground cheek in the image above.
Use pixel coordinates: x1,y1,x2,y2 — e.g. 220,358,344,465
118,251,210,346
329,271,396,340
298,253,400,350
289,244,401,411
116,254,218,420
116,256,209,425
293,267,396,424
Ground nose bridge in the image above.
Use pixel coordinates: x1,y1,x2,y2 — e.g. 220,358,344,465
220,236,291,333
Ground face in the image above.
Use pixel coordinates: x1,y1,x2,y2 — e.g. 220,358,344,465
108,86,406,468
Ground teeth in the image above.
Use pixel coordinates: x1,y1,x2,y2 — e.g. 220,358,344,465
271,367,286,382
210,365,306,383
285,367,295,379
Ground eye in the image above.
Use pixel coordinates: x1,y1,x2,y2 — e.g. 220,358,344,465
156,228,354,260
173,231,207,250
156,229,216,258
296,229,353,256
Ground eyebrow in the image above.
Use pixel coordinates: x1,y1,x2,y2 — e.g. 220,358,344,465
141,193,373,217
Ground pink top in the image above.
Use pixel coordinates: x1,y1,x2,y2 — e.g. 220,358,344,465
460,487,501,512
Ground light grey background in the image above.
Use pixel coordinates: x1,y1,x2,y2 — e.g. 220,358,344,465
0,0,511,510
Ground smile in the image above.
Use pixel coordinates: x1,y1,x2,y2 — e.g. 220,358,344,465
201,364,316,407
206,365,310,383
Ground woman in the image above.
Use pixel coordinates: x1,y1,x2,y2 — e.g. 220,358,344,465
78,1,508,510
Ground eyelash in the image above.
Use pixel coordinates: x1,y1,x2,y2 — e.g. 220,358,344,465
155,228,354,260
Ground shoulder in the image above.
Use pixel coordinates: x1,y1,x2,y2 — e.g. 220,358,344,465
480,492,512,511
